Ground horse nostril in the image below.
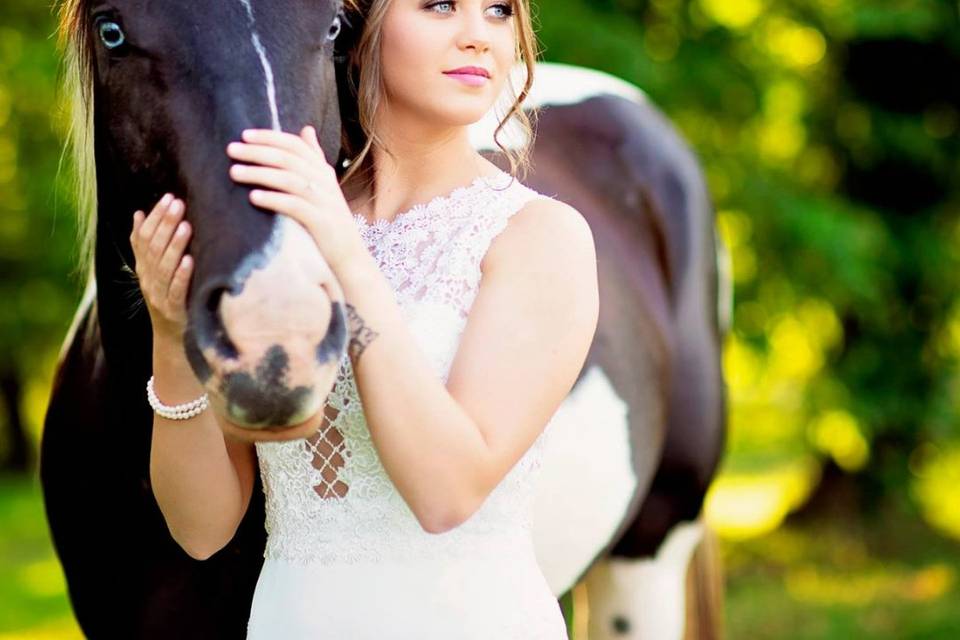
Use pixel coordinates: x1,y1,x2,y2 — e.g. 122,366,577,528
191,282,239,360
316,300,348,365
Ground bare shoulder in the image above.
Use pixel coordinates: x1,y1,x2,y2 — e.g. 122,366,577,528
481,196,597,275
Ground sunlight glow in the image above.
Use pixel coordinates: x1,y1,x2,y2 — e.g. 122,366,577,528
704,458,820,540
911,444,960,540
698,0,764,30
786,563,955,605
808,409,870,471
19,559,67,598
763,17,827,68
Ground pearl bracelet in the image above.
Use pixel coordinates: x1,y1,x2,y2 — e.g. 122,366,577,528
146,375,209,420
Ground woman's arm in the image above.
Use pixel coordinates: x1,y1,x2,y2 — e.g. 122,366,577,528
131,193,273,561
149,335,258,560
342,198,599,534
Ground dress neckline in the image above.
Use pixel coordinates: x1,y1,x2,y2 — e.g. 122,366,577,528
351,169,509,231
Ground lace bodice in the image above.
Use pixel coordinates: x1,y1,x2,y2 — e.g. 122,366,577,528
254,169,555,565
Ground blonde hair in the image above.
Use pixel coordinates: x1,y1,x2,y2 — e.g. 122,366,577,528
58,0,98,281
338,0,540,193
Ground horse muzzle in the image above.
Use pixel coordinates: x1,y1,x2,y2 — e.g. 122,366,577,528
184,217,348,435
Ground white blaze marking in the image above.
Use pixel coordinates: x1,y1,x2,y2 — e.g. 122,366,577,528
237,0,281,130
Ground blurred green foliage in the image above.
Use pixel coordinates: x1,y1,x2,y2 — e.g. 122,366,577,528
0,4,81,472
0,475,81,638
531,0,960,537
724,500,960,638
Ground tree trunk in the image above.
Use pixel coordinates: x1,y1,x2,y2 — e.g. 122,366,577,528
0,369,31,472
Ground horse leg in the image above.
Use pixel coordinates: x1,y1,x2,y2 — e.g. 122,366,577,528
682,518,725,640
582,517,720,639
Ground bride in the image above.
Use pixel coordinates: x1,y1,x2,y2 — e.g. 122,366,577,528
133,0,598,637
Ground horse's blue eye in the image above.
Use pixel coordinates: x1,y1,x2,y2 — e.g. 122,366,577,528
327,16,341,41
98,21,126,50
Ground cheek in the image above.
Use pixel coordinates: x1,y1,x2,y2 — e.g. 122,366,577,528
493,29,518,72
381,15,441,90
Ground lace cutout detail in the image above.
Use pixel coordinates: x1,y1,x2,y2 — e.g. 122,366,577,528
255,169,557,565
305,402,348,499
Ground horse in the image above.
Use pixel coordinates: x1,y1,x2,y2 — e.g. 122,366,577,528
41,1,728,638
473,63,730,639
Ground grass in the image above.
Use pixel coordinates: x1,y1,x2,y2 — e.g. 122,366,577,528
1,473,959,639
722,501,960,639
0,474,82,639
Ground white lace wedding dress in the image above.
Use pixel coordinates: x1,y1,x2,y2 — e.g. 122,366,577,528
246,169,569,639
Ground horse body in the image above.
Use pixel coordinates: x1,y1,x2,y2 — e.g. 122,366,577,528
43,3,726,635
473,63,727,637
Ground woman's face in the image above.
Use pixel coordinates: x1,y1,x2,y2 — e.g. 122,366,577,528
379,0,518,128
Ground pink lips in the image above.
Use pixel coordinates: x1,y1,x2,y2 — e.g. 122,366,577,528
443,66,491,87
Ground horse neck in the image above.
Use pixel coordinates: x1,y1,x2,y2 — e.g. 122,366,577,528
92,172,155,382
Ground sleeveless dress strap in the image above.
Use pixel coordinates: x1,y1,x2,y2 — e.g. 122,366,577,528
466,174,555,277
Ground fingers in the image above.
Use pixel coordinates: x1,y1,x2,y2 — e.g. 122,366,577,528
156,219,192,284
249,190,320,235
300,126,325,154
240,128,313,157
230,164,310,197
232,127,329,165
166,254,194,307
132,209,145,236
132,193,173,248
129,193,193,336
147,197,185,262
227,141,302,170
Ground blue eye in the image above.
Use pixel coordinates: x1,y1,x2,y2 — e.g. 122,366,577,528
428,2,454,14
488,3,513,18
97,20,126,50
327,15,342,41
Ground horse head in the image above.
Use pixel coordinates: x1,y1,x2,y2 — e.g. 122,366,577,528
68,0,355,436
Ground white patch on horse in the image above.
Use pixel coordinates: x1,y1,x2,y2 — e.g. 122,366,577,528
583,520,705,640
530,365,638,596
238,0,281,131
470,62,649,152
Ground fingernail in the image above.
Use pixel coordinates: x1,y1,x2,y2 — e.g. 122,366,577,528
161,193,173,205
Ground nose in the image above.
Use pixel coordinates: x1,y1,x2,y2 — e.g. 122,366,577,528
187,217,347,430
457,10,492,51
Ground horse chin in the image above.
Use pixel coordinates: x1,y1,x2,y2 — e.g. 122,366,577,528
197,332,342,438
207,359,340,444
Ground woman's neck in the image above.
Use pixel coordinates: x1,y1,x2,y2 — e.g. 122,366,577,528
344,125,500,224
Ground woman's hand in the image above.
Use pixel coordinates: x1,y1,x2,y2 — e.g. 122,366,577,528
130,193,194,342
227,126,366,276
